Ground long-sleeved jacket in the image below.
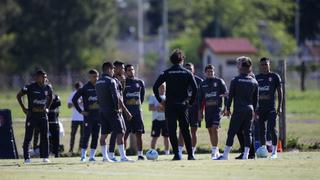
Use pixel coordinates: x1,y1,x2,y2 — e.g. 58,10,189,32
95,74,119,112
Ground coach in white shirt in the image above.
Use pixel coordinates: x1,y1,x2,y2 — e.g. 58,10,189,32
67,81,84,153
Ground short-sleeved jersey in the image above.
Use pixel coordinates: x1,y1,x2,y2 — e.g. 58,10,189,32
124,78,145,115
21,82,53,113
256,72,281,111
199,77,227,113
68,91,83,121
226,74,259,112
72,81,99,120
148,95,166,121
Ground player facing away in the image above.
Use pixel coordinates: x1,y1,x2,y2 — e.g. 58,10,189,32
149,83,170,155
198,65,227,160
153,49,198,160
96,62,133,162
72,69,100,162
67,81,84,154
216,57,259,160
48,93,61,157
256,57,283,159
178,63,203,158
123,64,146,160
17,69,53,164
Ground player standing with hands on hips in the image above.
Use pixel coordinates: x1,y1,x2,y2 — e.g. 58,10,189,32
153,49,198,160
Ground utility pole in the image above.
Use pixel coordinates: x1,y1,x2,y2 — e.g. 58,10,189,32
138,0,144,75
160,0,168,72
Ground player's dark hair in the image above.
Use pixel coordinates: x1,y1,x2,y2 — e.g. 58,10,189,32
260,57,271,63
88,69,99,75
185,62,194,68
102,62,114,72
240,57,252,74
170,49,185,64
113,60,124,67
205,64,215,71
35,69,47,76
125,64,134,71
74,81,83,89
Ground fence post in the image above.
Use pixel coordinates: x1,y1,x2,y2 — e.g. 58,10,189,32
279,60,287,149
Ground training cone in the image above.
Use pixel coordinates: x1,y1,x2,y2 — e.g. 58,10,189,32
277,140,283,152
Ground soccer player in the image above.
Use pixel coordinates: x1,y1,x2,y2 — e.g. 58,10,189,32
67,81,84,153
123,64,146,160
153,49,198,160
178,62,203,158
256,57,283,159
198,65,227,159
72,69,100,162
216,57,258,160
17,69,53,164
149,83,170,155
96,62,133,162
48,93,61,158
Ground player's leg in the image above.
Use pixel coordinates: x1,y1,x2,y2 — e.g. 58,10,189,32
49,123,60,157
267,110,278,158
23,116,35,162
258,111,267,148
32,127,40,154
80,121,90,161
78,121,84,153
108,132,117,161
150,120,160,149
166,105,180,160
134,114,145,160
69,121,78,153
89,121,100,161
161,120,170,155
178,130,184,158
177,105,193,160
100,112,111,162
190,127,198,156
242,110,253,160
39,116,50,162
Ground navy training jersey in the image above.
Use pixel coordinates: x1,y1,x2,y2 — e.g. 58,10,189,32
21,82,53,114
96,74,119,112
153,64,198,106
226,74,259,112
199,77,227,113
188,75,203,106
48,94,61,123
256,72,281,111
124,78,145,114
72,81,99,120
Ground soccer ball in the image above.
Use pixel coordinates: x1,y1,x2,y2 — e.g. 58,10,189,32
256,147,269,158
146,149,159,160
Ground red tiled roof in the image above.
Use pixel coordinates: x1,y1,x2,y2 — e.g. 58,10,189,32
204,38,257,54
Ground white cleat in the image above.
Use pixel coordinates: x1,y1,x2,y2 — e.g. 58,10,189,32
80,157,86,162
214,155,228,160
109,157,119,162
270,154,278,159
211,152,220,160
120,157,135,162
102,157,114,163
24,159,31,164
43,158,51,163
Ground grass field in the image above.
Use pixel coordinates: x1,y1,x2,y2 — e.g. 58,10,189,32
0,152,320,180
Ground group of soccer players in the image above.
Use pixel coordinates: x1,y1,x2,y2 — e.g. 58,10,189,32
17,48,282,163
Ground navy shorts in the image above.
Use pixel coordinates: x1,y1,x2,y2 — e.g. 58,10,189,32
151,119,169,137
125,113,145,134
188,104,201,128
100,110,126,135
205,108,222,128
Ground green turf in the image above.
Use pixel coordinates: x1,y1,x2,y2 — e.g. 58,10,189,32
0,152,320,180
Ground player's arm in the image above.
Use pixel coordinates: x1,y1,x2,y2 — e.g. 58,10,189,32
16,90,28,115
153,73,166,104
140,81,145,104
220,79,228,113
189,74,198,105
253,83,259,119
276,75,283,115
224,79,235,117
67,93,74,109
72,88,87,116
46,86,54,112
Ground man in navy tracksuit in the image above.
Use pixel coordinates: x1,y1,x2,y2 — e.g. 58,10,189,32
153,49,198,160
123,64,146,160
48,93,61,158
178,63,203,158
17,70,53,164
216,57,259,160
198,65,227,159
72,69,100,162
256,57,282,159
96,62,133,162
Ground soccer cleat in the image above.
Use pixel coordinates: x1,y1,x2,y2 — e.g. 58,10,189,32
109,157,119,162
89,158,96,162
24,159,31,164
270,153,278,159
211,152,220,160
102,157,114,163
137,156,145,160
187,155,196,160
215,155,228,160
248,154,256,159
235,153,243,159
120,157,135,162
80,157,86,162
43,158,51,163
172,155,182,161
